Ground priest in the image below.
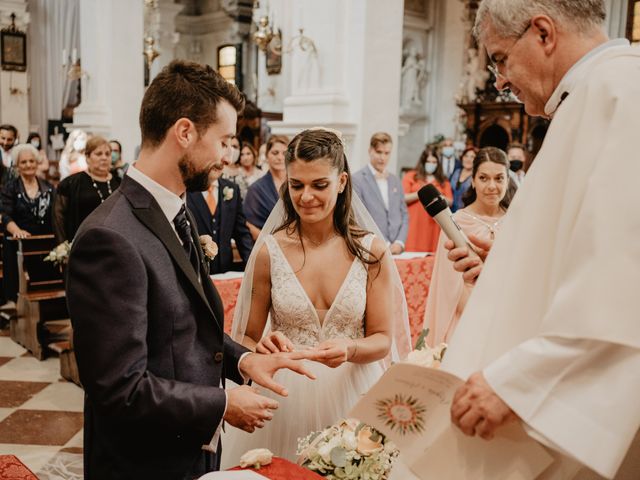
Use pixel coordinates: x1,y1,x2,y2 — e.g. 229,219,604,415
443,1,640,478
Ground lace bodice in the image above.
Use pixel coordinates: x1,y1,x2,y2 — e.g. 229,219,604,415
265,234,373,348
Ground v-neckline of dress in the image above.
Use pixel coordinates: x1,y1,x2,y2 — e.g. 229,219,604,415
270,236,359,329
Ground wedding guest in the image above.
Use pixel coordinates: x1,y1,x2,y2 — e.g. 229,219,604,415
402,146,452,252
109,139,127,179
424,147,513,346
0,144,55,306
352,132,408,254
0,124,17,170
243,135,289,239
507,142,527,186
222,136,249,198
53,136,120,242
26,132,50,179
187,165,254,274
58,129,88,180
440,137,460,178
239,142,264,187
450,146,476,212
441,2,640,477
222,128,412,465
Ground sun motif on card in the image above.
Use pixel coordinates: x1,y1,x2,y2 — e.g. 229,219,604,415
375,394,427,435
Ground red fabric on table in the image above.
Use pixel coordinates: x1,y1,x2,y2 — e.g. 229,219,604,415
0,455,38,480
393,256,434,345
213,256,434,346
229,456,324,479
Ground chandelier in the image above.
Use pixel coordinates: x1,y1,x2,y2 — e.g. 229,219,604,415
251,2,317,56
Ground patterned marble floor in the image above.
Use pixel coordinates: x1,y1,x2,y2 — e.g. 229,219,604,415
0,327,83,479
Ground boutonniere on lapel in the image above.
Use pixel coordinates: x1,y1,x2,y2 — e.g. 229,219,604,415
199,234,218,260
223,186,234,201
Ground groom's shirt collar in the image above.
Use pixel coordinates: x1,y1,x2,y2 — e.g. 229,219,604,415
126,164,184,225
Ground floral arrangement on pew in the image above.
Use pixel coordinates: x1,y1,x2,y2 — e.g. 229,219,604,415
404,328,447,368
297,418,398,480
43,241,72,266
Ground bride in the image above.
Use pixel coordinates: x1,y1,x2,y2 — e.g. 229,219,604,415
221,128,411,465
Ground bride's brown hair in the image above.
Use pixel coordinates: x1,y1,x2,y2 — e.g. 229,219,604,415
275,129,382,267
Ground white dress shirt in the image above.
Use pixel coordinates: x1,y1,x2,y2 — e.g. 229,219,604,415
367,163,389,210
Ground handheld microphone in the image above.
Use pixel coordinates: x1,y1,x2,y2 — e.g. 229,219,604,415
417,184,479,258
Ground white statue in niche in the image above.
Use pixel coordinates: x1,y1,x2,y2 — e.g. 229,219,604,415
463,47,489,102
400,47,426,109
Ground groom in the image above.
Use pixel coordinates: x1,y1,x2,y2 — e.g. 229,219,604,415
67,60,322,479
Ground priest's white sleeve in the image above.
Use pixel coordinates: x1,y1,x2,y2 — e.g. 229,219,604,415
483,336,640,479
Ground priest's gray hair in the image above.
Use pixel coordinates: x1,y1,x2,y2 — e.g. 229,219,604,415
473,0,606,40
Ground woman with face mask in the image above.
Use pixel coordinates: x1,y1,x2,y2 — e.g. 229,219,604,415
26,132,50,180
221,136,250,198
58,129,88,180
424,147,517,347
402,146,453,252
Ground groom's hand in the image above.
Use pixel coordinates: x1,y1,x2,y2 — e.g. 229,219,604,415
239,350,328,397
224,385,278,433
450,372,517,440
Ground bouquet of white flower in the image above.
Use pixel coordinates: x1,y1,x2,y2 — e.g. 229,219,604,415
43,241,72,266
297,418,398,480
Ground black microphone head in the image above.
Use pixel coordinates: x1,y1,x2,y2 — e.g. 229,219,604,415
418,184,448,217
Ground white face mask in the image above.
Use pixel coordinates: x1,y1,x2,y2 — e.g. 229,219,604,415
231,148,240,164
73,138,86,151
30,139,40,149
425,163,438,174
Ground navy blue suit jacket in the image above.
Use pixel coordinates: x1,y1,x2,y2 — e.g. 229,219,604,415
187,178,254,274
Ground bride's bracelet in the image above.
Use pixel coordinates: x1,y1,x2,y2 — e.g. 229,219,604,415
349,339,358,362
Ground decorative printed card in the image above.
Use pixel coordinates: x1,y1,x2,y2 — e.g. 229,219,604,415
349,364,553,479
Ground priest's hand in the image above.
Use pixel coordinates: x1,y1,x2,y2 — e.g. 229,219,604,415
255,331,295,354
450,371,517,440
445,234,493,285
239,350,327,397
224,385,278,433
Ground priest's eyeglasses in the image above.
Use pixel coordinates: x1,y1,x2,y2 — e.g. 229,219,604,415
487,23,531,80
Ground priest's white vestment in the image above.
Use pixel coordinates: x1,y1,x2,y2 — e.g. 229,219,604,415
442,40,640,479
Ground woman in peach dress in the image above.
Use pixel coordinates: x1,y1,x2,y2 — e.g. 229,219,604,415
424,147,516,346
402,147,452,252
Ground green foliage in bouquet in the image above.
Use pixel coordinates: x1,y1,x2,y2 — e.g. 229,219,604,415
297,419,398,480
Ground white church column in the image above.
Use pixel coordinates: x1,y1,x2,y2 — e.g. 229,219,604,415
268,0,404,172
149,0,183,80
0,1,29,139
72,0,144,162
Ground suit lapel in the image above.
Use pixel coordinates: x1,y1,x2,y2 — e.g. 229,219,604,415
364,168,388,212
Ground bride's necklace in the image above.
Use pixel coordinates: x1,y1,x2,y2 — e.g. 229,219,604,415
460,210,503,240
301,232,338,247
89,173,112,203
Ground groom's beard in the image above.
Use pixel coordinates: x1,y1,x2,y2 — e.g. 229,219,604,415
179,153,211,192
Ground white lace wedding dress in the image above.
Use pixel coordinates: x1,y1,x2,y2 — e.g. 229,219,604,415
220,234,385,466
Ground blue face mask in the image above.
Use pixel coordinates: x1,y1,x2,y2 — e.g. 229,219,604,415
442,146,455,158
111,151,120,164
425,163,438,174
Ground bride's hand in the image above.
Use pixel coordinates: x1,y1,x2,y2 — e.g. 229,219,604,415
314,339,355,368
256,331,295,354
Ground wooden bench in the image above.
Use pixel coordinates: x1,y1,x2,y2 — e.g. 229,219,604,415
9,235,70,360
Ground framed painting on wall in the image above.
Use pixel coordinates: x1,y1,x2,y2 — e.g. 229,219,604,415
1,30,26,72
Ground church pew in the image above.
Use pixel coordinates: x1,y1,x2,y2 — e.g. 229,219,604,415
9,235,70,360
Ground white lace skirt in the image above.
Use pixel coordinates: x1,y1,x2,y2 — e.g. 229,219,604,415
220,359,384,468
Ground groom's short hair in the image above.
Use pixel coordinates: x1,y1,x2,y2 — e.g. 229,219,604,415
139,60,245,148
